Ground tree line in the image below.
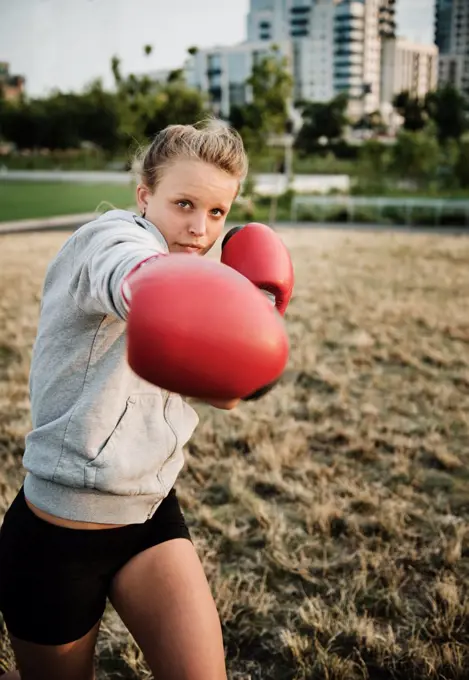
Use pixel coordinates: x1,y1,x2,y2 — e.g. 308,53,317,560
0,44,468,190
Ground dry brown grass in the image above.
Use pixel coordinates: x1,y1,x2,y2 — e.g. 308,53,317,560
1,226,469,679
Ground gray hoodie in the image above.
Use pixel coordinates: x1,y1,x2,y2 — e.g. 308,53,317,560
23,209,199,525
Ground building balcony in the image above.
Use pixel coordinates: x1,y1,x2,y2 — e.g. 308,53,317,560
335,74,361,83
334,66,363,76
334,76,360,83
335,25,364,33
335,59,363,68
335,16,363,25
335,48,363,58
290,6,310,14
335,32,364,41
379,18,396,28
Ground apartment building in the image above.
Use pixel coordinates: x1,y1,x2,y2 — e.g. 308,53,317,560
184,41,293,118
435,0,469,99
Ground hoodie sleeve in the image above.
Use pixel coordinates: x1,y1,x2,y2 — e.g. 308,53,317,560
68,216,168,321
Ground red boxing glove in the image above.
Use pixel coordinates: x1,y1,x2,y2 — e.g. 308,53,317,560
125,255,289,400
220,223,294,316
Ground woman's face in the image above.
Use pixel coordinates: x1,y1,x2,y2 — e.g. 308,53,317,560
136,159,239,255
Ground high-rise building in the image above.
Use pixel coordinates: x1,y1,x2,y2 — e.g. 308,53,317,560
246,0,289,42
246,1,399,116
224,1,337,105
334,0,383,117
247,0,332,104
184,41,293,118
188,0,428,123
292,0,336,103
435,0,469,99
380,38,438,105
247,0,332,43
378,0,396,38
435,0,454,53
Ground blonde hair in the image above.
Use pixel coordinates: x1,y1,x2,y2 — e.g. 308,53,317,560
132,118,249,193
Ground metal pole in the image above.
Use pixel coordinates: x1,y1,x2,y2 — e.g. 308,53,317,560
405,201,412,227
284,119,294,190
285,135,294,189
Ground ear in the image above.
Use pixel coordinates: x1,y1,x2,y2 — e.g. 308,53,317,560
136,183,152,214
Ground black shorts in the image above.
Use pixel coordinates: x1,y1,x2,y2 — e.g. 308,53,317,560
0,486,191,646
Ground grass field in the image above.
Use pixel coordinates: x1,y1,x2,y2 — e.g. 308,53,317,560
0,180,269,224
0,180,281,225
2,180,469,228
0,227,468,679
0,181,136,222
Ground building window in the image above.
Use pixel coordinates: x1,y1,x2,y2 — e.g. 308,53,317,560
449,61,457,83
229,83,246,108
291,18,309,27
207,54,222,72
208,86,222,103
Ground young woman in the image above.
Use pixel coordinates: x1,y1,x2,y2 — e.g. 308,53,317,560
0,118,293,680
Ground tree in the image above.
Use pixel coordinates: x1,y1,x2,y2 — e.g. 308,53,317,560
167,69,185,84
229,48,293,155
392,91,427,132
76,79,121,152
143,81,208,139
389,127,440,188
424,84,467,142
0,99,46,149
294,94,348,154
110,52,208,145
0,84,121,152
111,56,122,86
0,45,207,152
354,109,387,135
246,49,293,137
356,139,392,192
454,137,469,188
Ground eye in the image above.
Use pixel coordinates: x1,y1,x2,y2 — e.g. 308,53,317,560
176,200,192,209
210,208,225,217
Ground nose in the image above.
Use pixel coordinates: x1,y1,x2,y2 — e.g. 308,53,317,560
188,212,207,238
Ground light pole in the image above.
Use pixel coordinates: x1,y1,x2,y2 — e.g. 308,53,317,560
284,118,294,189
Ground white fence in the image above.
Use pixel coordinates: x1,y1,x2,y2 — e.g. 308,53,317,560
254,173,350,196
291,196,469,227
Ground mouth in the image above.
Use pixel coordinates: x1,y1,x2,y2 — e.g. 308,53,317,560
176,243,204,254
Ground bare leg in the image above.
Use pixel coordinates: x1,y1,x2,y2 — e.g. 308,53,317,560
110,538,227,680
2,621,100,680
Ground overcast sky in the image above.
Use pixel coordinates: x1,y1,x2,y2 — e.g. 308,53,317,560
0,0,436,98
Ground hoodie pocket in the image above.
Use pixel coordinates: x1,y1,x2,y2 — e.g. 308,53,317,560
84,393,179,496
